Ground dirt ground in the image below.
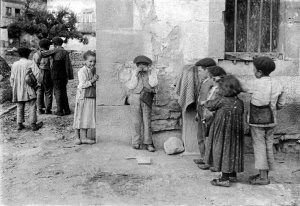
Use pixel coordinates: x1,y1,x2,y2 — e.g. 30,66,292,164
0,67,300,206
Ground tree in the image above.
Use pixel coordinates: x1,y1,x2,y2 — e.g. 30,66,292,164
7,4,88,45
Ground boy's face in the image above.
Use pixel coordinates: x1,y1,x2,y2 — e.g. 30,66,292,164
137,63,149,72
197,66,209,79
85,56,96,69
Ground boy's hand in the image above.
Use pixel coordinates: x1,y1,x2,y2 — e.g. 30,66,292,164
200,100,206,105
91,74,99,83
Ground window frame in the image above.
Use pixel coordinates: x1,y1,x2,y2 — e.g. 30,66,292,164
6,7,12,17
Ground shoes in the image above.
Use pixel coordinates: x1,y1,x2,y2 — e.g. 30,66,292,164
31,122,43,131
209,167,218,172
17,123,25,131
81,138,95,144
74,138,81,145
198,164,210,170
193,159,205,165
132,144,140,150
249,176,270,185
38,109,45,114
248,174,260,182
147,145,155,152
45,110,52,114
211,178,230,187
54,111,64,116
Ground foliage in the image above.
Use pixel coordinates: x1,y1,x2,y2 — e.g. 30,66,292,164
7,4,88,45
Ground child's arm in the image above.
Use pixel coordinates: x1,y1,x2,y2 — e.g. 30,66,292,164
203,97,223,112
125,69,139,90
40,48,57,58
78,70,98,89
276,89,286,110
149,68,158,87
10,64,16,87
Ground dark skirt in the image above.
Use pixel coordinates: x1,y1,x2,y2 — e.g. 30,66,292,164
204,97,244,173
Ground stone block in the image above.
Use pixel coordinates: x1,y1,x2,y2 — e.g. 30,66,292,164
152,130,182,149
97,0,133,30
96,31,144,64
96,105,137,144
164,136,184,155
151,119,180,132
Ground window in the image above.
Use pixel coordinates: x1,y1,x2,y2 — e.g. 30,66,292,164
6,7,12,16
225,0,280,59
15,9,21,17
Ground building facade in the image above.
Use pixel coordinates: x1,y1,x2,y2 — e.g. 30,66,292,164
96,0,300,152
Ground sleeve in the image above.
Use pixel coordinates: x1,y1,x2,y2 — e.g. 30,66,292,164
30,61,41,84
276,87,286,110
32,53,41,67
78,69,92,89
65,52,74,80
148,69,158,87
204,97,223,112
239,78,255,93
10,64,16,87
41,49,57,58
125,70,139,90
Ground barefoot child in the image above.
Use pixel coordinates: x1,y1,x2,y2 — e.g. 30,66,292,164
203,75,244,187
241,57,285,185
10,48,43,131
73,51,99,145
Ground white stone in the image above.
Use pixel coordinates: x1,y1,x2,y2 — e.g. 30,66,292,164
164,136,184,155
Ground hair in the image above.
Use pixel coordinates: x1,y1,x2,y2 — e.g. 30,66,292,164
219,75,242,97
253,56,276,76
207,66,227,77
52,37,63,46
83,50,96,60
17,47,32,58
39,39,51,49
195,58,216,69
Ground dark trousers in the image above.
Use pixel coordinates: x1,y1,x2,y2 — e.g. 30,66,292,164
53,80,70,114
37,70,53,112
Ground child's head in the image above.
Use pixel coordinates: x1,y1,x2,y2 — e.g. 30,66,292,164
39,39,51,50
207,66,226,78
219,75,242,97
17,47,32,59
253,56,275,78
134,55,152,72
52,37,63,47
195,58,217,79
83,50,96,69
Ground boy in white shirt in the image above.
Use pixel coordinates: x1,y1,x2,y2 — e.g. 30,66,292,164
126,55,158,152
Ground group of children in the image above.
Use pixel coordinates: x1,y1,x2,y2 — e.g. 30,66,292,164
10,39,285,187
192,57,285,187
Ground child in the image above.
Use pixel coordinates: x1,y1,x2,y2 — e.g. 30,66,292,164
10,48,43,131
197,66,227,170
241,57,285,185
202,75,244,187
73,51,99,145
33,39,53,114
126,55,158,152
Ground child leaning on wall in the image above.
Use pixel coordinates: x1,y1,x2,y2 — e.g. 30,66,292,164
73,51,99,145
10,48,44,131
241,57,286,185
126,55,158,152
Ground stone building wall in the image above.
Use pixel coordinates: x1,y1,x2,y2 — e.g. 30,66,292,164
96,0,300,148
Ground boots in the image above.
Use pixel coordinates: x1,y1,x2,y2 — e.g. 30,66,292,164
80,129,95,144
31,122,43,131
17,123,25,131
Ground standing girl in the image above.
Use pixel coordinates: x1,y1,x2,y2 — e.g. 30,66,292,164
202,75,244,187
73,51,99,145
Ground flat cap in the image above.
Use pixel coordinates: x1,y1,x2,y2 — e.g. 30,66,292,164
39,39,51,48
134,55,152,65
195,58,216,68
52,36,63,45
253,56,275,75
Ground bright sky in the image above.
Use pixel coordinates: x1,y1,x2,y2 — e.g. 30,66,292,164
47,0,95,13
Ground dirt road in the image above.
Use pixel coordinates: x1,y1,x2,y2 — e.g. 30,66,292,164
0,65,300,205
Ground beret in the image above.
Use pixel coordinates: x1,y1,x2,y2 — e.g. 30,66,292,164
253,56,275,73
195,58,216,67
39,39,51,48
52,36,63,45
134,55,152,65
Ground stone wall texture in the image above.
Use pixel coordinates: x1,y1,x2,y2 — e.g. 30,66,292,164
96,0,300,146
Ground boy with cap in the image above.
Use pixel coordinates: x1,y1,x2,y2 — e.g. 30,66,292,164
33,39,53,114
241,56,285,185
126,55,158,152
10,48,43,131
41,37,73,116
193,58,217,168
